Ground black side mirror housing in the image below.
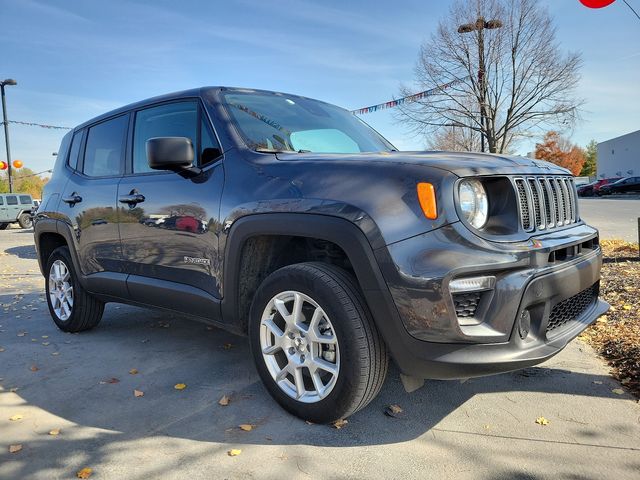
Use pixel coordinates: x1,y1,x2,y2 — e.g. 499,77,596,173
146,137,195,171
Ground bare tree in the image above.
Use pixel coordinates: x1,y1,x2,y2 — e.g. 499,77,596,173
395,0,583,153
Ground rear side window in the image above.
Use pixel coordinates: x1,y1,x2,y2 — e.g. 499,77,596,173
133,102,198,173
83,115,128,177
68,131,83,171
19,195,32,204
6,195,18,205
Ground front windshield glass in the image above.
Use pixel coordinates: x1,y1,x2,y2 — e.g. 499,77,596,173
221,91,395,153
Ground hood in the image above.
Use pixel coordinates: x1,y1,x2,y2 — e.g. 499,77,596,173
276,150,570,177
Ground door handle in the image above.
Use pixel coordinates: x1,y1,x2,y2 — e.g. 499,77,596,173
62,193,82,206
119,191,145,206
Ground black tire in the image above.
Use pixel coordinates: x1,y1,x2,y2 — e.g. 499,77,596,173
0,223,8,230
45,246,104,332
18,213,32,229
249,262,388,423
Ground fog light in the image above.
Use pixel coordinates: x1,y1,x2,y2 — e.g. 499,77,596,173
518,309,531,339
449,275,495,293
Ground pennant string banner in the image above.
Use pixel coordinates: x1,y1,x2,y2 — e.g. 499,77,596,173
351,77,468,115
0,120,72,130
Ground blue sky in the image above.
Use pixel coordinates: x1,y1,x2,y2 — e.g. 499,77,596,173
1,0,639,173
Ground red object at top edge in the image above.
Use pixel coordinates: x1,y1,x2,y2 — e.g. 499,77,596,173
579,0,616,8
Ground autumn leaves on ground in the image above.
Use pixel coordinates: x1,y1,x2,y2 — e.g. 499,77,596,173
580,240,640,399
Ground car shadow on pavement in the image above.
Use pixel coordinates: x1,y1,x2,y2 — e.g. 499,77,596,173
4,244,38,260
2,296,639,479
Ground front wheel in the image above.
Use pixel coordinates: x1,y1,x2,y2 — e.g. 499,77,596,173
249,262,388,423
18,213,32,229
45,246,104,332
0,223,8,230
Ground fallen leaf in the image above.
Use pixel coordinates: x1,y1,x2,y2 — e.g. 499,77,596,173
612,388,625,395
228,449,242,456
42,342,50,346
384,404,404,418
0,347,5,352
239,424,255,432
305,420,314,425
99,377,119,384
129,368,139,375
30,365,39,372
9,444,22,453
42,335,49,339
535,416,550,426
51,352,60,356
174,383,187,390
76,467,93,479
17,332,26,337
218,395,230,406
9,414,23,421
49,429,61,436
223,343,233,350
332,419,348,429
592,380,603,385
134,389,144,397
622,305,632,311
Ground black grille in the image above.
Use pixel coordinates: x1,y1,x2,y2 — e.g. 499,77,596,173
515,181,531,230
547,283,598,333
453,291,482,318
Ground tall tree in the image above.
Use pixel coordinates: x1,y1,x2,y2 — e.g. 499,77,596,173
396,0,583,153
580,139,597,176
534,131,585,176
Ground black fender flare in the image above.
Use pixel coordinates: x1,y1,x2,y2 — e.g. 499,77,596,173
33,218,82,278
219,213,408,346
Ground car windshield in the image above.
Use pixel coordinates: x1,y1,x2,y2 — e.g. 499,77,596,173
221,91,395,154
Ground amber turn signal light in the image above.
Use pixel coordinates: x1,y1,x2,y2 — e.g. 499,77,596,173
417,182,437,220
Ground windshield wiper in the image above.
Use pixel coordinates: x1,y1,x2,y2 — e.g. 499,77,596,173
255,148,311,154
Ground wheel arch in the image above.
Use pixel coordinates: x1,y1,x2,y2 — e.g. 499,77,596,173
220,213,395,334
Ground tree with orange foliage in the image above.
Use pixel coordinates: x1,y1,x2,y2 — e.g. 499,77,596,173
534,131,585,176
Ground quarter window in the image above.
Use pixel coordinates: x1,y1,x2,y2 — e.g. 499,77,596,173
83,115,128,177
6,195,18,205
68,131,83,171
19,195,32,204
133,102,198,173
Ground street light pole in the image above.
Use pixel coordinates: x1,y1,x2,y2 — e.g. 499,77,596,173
1,78,17,193
457,18,502,153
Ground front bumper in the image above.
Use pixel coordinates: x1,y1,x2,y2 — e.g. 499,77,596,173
373,221,609,379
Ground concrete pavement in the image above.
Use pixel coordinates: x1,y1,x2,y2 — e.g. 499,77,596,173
1,227,639,480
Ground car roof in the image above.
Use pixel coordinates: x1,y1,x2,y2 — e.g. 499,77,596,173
72,86,343,132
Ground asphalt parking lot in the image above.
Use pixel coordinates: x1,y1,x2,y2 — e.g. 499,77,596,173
1,221,639,480
578,196,640,242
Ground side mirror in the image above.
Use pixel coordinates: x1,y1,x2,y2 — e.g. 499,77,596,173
146,137,195,171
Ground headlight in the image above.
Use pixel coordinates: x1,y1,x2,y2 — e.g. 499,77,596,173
458,179,488,229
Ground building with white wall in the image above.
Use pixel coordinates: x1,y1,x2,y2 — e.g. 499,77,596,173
597,130,639,179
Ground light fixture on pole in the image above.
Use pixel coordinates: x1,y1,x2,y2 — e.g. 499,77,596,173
457,18,502,153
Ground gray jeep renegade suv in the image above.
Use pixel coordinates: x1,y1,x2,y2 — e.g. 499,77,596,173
34,87,608,422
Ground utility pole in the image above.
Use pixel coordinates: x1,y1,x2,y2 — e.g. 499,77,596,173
1,78,17,193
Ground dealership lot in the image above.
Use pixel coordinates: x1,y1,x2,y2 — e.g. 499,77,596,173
1,215,639,479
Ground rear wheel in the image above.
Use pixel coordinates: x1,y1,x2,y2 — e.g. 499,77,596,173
45,246,104,332
249,262,388,423
18,213,32,229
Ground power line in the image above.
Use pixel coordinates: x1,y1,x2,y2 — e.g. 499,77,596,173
623,0,640,21
0,120,71,130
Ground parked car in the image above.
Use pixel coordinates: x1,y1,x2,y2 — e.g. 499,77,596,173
0,193,35,229
29,199,42,221
33,87,608,423
592,177,622,196
576,181,598,197
599,176,640,195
